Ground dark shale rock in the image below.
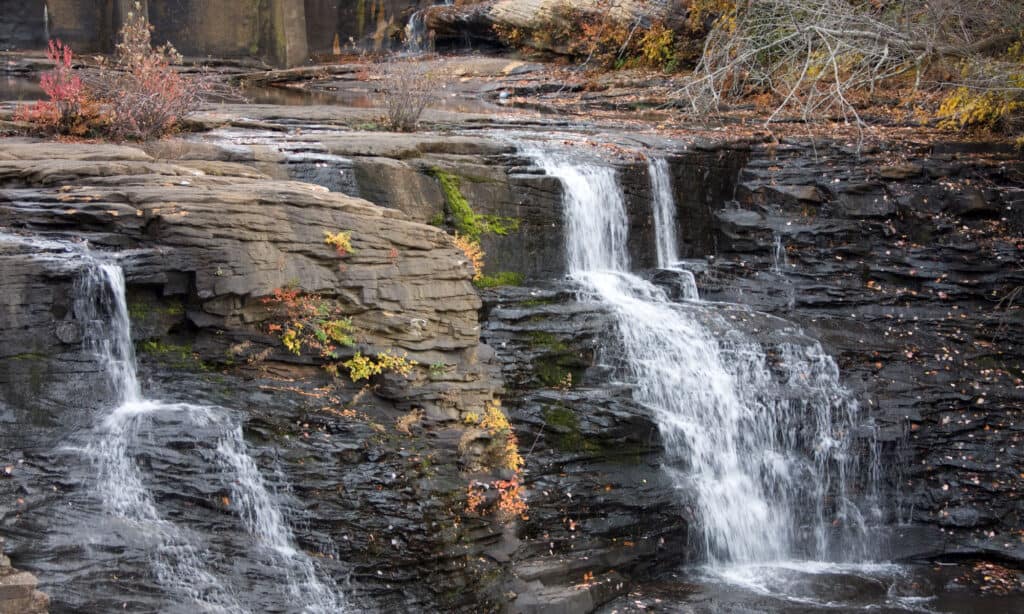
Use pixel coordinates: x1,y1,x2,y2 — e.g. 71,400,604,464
699,139,1024,564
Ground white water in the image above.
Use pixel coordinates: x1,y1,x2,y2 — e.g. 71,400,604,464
75,259,345,612
217,426,343,611
405,0,453,53
648,157,699,300
648,157,679,269
526,147,876,564
772,232,789,273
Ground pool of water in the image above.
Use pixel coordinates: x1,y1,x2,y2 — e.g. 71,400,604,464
598,562,1023,613
0,75,43,101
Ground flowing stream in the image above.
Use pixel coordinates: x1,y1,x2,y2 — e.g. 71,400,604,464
525,146,879,566
74,258,345,613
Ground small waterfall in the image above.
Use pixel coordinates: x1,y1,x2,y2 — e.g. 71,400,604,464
43,4,50,42
218,426,345,613
92,402,245,613
405,0,453,53
526,145,876,564
405,10,427,53
75,264,141,404
648,157,679,269
75,256,346,611
772,233,789,273
649,158,698,300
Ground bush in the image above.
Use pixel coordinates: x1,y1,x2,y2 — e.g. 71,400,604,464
17,4,208,141
14,40,107,136
92,5,206,141
677,0,1024,134
380,60,444,131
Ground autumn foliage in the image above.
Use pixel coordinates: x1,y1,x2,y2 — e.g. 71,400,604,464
93,7,206,141
14,40,106,136
16,6,206,140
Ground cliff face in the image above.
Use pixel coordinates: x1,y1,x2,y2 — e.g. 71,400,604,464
228,122,1023,605
0,140,511,611
180,121,1024,567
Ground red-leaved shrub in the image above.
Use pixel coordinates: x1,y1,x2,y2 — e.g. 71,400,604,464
14,40,107,136
17,3,208,141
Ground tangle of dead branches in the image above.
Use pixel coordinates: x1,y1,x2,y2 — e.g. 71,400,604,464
674,0,1024,132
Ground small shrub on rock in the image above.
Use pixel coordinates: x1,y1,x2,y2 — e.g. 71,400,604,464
17,4,208,141
380,60,445,131
93,6,206,141
14,40,107,136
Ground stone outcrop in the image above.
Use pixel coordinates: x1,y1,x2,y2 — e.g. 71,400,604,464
217,123,1024,599
0,539,48,614
422,0,686,53
1,115,1022,611
0,141,498,423
0,139,511,611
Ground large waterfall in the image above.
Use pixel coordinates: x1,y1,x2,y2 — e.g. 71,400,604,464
526,147,878,565
74,258,346,613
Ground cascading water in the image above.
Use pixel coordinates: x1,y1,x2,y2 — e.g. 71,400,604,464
405,0,453,53
772,232,789,273
74,256,346,612
648,157,679,269
525,146,877,565
648,157,699,300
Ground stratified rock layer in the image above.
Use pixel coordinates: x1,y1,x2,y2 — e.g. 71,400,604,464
0,139,509,611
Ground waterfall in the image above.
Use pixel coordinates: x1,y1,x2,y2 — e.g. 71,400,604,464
526,146,876,564
76,264,141,404
648,157,679,269
217,426,344,612
405,10,427,53
75,257,346,612
405,0,453,53
772,232,789,273
648,158,698,300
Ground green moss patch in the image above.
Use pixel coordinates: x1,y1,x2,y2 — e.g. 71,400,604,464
474,271,525,289
526,331,568,352
138,340,210,372
430,168,520,240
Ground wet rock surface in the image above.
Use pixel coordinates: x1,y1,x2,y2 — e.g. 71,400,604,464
691,140,1024,564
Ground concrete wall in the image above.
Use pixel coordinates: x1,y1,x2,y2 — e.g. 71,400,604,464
0,0,450,65
149,0,262,58
46,0,111,53
0,0,48,51
8,0,309,66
